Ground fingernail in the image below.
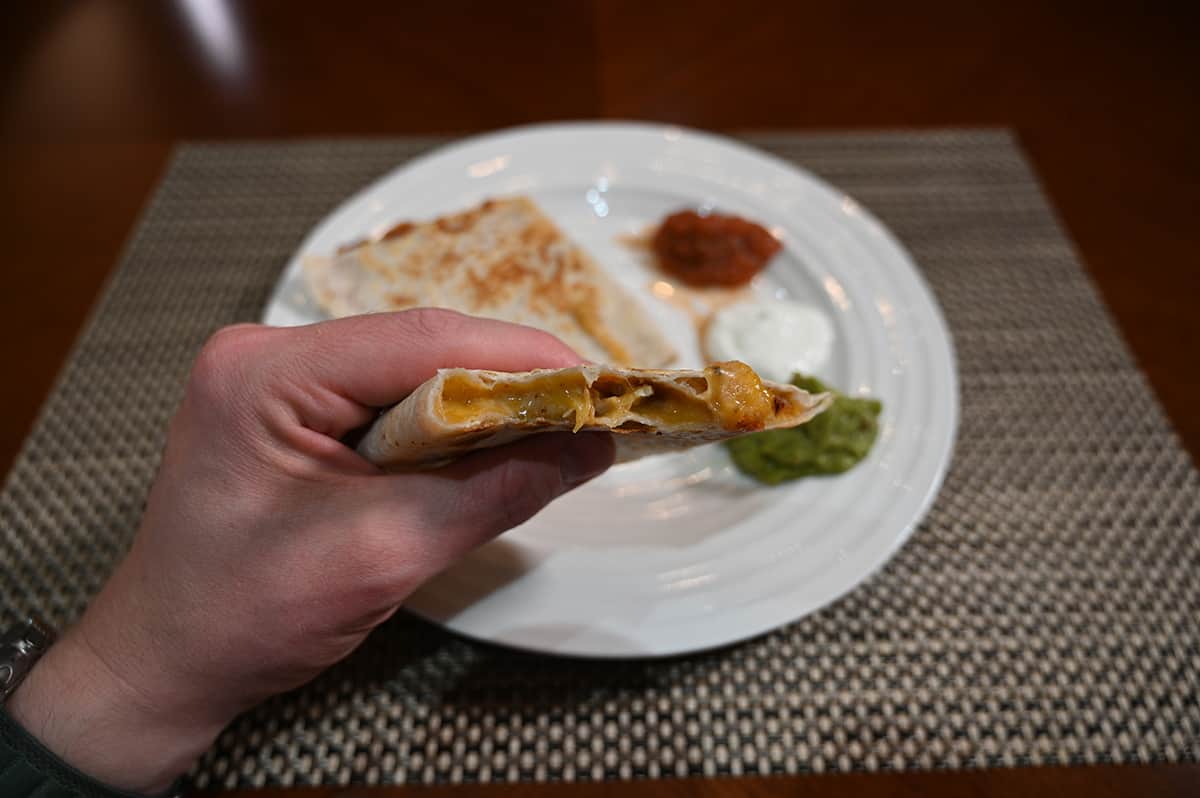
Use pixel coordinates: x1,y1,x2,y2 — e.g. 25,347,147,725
560,434,615,487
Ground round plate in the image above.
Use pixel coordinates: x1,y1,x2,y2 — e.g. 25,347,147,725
264,123,958,658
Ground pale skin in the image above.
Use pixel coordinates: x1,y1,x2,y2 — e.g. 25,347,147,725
7,309,614,793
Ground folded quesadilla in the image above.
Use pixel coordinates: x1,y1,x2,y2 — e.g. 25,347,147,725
358,360,831,470
306,196,677,367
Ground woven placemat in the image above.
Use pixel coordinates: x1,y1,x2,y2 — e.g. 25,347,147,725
1,132,1198,788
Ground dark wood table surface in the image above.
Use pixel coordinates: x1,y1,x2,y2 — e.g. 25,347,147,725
3,3,1198,796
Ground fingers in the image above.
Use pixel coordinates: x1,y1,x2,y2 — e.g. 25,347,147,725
192,311,586,441
373,432,615,573
279,309,587,437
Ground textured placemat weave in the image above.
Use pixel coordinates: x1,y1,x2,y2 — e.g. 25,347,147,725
2,132,1198,788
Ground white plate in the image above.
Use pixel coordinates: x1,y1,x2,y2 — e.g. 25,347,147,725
264,123,958,658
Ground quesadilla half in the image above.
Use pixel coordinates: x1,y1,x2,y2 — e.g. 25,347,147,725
358,360,831,470
306,196,676,367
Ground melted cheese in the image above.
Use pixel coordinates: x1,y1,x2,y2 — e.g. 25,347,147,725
706,361,774,431
441,373,591,429
627,384,713,426
438,361,776,433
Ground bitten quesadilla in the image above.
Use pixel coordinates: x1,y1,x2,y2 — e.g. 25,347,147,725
357,360,831,470
305,196,676,367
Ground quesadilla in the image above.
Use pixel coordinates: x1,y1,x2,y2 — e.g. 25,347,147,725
305,196,677,367
357,360,831,470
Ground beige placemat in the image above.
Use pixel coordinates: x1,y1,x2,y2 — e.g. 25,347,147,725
1,132,1197,789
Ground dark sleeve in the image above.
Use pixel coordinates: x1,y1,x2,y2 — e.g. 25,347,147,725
0,706,180,798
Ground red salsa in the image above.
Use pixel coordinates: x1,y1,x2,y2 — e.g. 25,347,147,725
652,210,781,287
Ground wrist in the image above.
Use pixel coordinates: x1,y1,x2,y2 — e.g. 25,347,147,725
6,624,225,794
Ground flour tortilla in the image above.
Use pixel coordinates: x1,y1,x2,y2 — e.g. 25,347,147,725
357,361,830,470
305,196,676,367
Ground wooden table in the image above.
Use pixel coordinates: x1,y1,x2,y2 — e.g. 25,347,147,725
3,3,1197,795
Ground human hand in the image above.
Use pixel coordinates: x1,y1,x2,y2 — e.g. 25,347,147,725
7,309,614,793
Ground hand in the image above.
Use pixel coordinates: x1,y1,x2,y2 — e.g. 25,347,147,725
7,309,614,793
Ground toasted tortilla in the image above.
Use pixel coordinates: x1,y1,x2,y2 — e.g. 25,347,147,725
358,360,831,470
305,196,676,367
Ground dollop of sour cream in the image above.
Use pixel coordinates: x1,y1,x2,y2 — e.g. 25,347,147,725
705,300,835,383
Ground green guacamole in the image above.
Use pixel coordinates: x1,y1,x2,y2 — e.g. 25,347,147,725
726,374,882,485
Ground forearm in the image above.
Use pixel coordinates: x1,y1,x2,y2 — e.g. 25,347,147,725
7,624,225,795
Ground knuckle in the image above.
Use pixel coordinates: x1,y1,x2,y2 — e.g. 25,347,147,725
492,462,562,532
345,554,403,611
346,513,423,602
192,324,261,377
404,307,467,341
207,322,268,352
186,325,269,407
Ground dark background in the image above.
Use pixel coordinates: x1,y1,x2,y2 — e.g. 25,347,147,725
3,2,1198,476
3,2,1198,795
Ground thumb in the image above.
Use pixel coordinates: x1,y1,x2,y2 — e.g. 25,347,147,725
381,432,615,568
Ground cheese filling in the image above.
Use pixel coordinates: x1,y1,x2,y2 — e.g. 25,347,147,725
440,373,591,429
438,361,777,433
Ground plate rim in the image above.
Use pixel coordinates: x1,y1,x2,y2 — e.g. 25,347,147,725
264,121,960,658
